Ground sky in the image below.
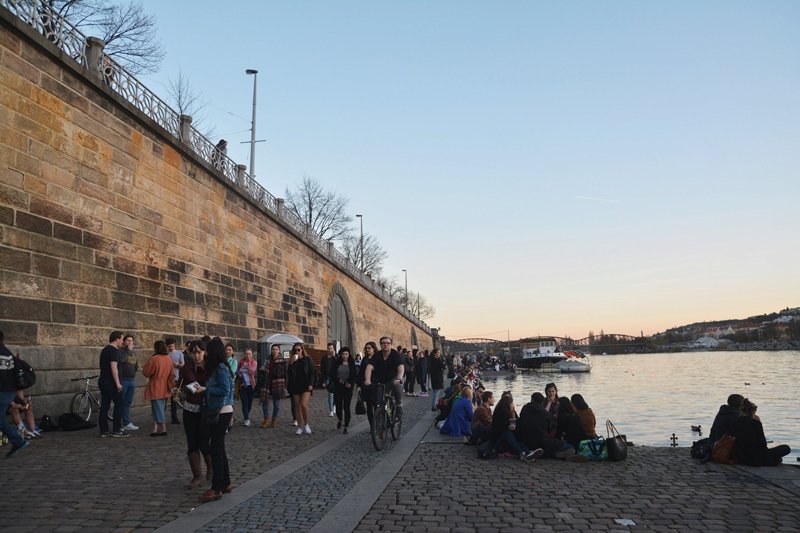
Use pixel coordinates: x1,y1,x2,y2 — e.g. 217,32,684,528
138,1,799,341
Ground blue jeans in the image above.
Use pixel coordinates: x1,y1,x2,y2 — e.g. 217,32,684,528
431,389,443,410
151,399,166,424
326,378,335,412
494,431,530,456
120,378,135,425
260,395,281,419
240,385,254,421
0,390,24,447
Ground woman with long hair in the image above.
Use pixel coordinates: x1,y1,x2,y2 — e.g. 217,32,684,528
333,346,357,433
142,340,175,437
491,394,542,462
237,348,257,427
556,396,588,447
730,398,791,466
287,342,315,435
570,393,597,438
544,382,559,418
263,344,287,428
180,340,211,487
199,338,234,502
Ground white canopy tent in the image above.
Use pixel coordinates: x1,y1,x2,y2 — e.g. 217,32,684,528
256,333,304,365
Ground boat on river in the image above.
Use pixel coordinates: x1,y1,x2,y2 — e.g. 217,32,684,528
518,340,567,370
558,352,592,373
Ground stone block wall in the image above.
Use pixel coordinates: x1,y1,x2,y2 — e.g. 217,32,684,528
0,12,432,417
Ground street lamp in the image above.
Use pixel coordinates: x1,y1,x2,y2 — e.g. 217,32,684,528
355,214,364,272
244,69,263,179
402,269,408,309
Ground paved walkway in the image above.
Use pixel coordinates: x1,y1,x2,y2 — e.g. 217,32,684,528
3,391,799,532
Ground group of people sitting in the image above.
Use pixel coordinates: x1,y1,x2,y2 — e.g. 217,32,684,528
709,394,791,466
437,379,597,463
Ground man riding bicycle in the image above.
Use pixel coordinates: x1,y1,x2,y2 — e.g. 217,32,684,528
363,336,404,427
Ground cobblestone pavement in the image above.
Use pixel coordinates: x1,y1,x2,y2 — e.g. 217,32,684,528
4,390,800,532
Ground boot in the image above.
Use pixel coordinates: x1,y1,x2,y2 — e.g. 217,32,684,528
203,453,213,481
187,451,204,488
261,417,270,428
270,418,277,428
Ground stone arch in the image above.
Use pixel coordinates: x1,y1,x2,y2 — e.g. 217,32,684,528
326,282,355,351
411,327,418,349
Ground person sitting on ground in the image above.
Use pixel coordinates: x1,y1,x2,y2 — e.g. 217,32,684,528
544,382,559,418
440,386,474,441
709,393,744,443
571,393,597,438
490,394,543,462
435,378,463,425
9,391,39,439
468,390,494,445
556,396,588,448
729,398,791,466
518,392,585,461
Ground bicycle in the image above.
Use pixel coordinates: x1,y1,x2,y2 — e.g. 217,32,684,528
69,375,109,421
369,383,402,451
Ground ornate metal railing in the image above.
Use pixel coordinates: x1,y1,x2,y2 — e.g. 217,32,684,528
1,0,429,333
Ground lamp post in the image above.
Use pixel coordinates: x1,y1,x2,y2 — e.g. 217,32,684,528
355,214,364,271
245,69,258,178
402,269,408,309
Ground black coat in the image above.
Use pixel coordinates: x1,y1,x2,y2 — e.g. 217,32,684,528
729,416,770,466
429,356,446,390
518,403,564,454
709,404,739,442
557,412,588,447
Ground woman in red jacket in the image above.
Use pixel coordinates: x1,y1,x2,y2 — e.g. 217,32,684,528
142,340,175,437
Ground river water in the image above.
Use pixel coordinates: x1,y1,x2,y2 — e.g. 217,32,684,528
479,351,799,463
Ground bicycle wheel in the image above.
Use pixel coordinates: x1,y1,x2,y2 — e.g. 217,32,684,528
70,392,92,421
371,406,388,451
390,403,402,441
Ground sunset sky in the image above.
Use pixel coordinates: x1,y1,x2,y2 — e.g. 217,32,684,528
140,1,799,340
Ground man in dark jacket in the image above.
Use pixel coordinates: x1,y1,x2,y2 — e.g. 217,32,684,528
322,343,337,417
518,392,580,460
709,394,744,443
0,330,28,457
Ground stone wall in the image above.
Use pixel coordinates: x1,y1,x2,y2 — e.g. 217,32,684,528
0,11,432,417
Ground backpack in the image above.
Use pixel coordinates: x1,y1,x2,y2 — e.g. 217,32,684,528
14,357,36,389
712,434,737,464
39,414,59,432
58,412,97,431
477,440,497,460
691,437,714,462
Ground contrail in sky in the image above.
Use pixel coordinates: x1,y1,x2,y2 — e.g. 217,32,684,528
576,196,623,203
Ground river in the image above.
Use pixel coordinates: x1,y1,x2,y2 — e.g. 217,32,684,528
479,350,799,463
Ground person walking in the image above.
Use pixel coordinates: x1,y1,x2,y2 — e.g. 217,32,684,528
322,343,337,417
142,340,175,437
287,343,315,435
199,338,235,502
416,349,429,397
262,344,287,428
166,338,184,425
333,347,357,433
237,348,257,427
1,330,29,457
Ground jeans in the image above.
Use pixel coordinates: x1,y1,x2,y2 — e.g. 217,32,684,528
334,382,354,427
150,399,166,424
271,395,281,419
170,395,180,422
430,389,443,410
210,411,233,492
120,378,135,425
326,378,335,412
240,385,254,421
0,390,24,447
494,431,530,456
182,409,210,454
366,381,403,429
99,382,123,434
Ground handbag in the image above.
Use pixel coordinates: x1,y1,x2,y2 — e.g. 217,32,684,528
578,436,608,461
605,419,628,461
712,434,737,464
355,397,366,415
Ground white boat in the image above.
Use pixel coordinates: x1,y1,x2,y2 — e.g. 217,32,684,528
518,340,567,370
558,353,592,373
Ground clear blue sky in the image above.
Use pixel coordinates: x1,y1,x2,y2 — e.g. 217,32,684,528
140,1,799,340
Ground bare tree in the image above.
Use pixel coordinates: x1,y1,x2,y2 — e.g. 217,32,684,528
167,69,215,139
45,0,164,74
285,175,352,242
407,291,436,322
341,232,388,277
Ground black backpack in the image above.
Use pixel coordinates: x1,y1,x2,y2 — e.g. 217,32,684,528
691,437,714,462
477,440,497,460
14,357,36,389
39,414,59,432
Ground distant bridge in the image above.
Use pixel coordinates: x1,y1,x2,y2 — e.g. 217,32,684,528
448,335,650,355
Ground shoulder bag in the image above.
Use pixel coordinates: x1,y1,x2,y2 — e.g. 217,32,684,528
606,419,628,461
578,436,608,460
712,434,737,464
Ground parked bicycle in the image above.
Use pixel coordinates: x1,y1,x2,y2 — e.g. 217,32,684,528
69,375,111,421
370,383,402,451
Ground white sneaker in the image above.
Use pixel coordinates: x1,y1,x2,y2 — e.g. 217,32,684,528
304,424,312,434
295,427,304,435
329,411,335,417
243,419,251,427
292,420,298,426
124,423,139,431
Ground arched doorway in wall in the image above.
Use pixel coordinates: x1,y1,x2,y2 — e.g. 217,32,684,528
411,327,418,349
327,282,355,351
